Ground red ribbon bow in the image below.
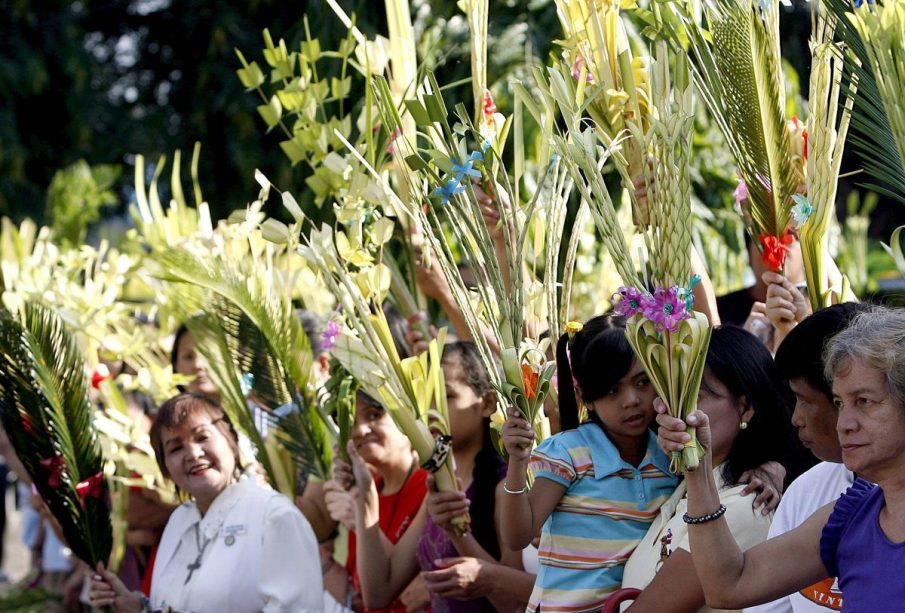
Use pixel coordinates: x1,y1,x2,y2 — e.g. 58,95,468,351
759,231,794,272
482,90,497,120
91,366,112,390
39,455,66,488
75,472,104,506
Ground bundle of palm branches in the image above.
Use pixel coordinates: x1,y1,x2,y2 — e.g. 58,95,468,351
0,303,112,567
654,0,799,271
545,42,711,473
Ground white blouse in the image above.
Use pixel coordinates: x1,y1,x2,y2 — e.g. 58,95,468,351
151,478,323,612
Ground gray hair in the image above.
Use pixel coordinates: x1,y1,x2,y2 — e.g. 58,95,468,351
824,306,905,404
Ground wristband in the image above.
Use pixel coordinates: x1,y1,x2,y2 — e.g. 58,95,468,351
682,503,727,525
503,482,529,495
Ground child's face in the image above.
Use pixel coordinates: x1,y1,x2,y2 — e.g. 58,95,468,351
588,360,656,439
442,360,492,446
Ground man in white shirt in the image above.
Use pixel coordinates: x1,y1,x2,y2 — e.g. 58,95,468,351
747,303,869,613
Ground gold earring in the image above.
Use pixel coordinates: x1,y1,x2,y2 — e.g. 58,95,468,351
739,421,748,430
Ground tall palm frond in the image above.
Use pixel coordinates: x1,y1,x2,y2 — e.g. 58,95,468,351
657,0,797,240
0,303,111,567
823,0,905,204
153,246,335,486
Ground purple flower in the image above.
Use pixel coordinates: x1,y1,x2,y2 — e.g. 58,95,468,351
642,286,690,333
321,321,341,351
613,286,645,318
571,57,595,84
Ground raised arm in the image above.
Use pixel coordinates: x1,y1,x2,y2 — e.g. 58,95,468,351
656,403,831,609
499,408,565,550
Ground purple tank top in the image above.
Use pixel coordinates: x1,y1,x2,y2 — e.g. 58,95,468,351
820,478,905,610
415,458,506,613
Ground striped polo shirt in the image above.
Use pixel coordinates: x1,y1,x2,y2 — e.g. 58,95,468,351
527,422,678,613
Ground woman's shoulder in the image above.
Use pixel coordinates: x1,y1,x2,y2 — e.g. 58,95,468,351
819,478,878,576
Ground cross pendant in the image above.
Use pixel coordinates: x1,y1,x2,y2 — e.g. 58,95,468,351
185,556,203,585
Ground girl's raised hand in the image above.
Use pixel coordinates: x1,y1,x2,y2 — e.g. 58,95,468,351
331,451,354,491
501,407,535,463
426,474,471,537
654,398,712,457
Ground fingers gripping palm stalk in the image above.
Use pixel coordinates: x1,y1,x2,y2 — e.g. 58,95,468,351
547,43,712,473
299,225,469,536
0,303,112,568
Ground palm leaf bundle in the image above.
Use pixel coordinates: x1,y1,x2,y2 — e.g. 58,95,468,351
545,42,711,473
320,357,358,463
0,303,112,566
798,9,859,310
148,232,335,493
555,0,654,224
823,0,905,204
294,222,469,534
654,0,799,271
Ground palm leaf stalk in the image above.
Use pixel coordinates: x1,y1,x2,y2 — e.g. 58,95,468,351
555,0,654,225
652,0,799,270
366,74,561,451
0,303,112,568
823,0,905,204
545,43,711,474
798,9,859,310
297,223,469,535
321,357,358,464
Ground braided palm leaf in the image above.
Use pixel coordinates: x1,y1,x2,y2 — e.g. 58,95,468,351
0,303,111,567
658,0,797,241
153,245,335,488
823,0,905,204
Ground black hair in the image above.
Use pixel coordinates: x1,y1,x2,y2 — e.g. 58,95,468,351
703,325,808,485
442,341,501,560
555,313,633,431
170,324,191,372
774,302,871,400
295,309,324,356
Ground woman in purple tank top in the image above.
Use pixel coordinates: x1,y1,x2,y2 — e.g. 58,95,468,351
655,308,905,611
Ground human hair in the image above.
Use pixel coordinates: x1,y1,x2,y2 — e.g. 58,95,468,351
383,304,412,360
555,313,632,431
295,309,324,356
824,306,905,405
170,324,191,372
704,326,802,485
775,303,871,400
441,341,501,560
150,393,243,482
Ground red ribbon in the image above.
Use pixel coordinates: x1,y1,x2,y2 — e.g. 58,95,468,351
759,231,794,272
39,455,66,488
482,89,497,119
90,366,112,390
75,472,104,506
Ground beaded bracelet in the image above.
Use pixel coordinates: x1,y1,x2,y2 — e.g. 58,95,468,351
503,482,529,495
682,503,727,525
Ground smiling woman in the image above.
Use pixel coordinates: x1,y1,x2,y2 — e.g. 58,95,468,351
87,393,324,612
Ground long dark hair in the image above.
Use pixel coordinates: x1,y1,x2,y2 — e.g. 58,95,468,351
555,313,633,431
442,341,501,560
704,326,807,485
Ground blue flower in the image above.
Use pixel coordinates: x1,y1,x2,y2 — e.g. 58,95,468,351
791,194,813,227
451,157,481,183
434,179,467,205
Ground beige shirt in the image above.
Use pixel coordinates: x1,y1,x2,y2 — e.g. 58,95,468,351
621,464,772,613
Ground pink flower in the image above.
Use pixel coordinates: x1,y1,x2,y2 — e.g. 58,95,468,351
614,286,645,318
642,286,690,333
321,321,341,351
571,57,595,84
386,127,402,154
734,178,747,213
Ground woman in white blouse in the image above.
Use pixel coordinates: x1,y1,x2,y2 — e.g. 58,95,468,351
88,393,323,612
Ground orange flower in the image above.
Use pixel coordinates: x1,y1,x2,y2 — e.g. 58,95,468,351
521,364,538,400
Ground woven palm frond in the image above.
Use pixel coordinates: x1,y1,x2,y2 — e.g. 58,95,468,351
823,0,905,204
659,0,797,240
0,303,112,567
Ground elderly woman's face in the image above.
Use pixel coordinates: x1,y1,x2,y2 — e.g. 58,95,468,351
834,357,905,481
161,410,237,510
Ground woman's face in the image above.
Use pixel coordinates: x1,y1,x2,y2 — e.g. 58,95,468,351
351,399,409,467
442,361,492,447
833,357,905,482
697,368,752,466
174,332,218,398
161,410,237,511
587,359,656,440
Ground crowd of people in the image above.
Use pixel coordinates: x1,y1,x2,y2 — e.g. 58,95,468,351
1,219,902,613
